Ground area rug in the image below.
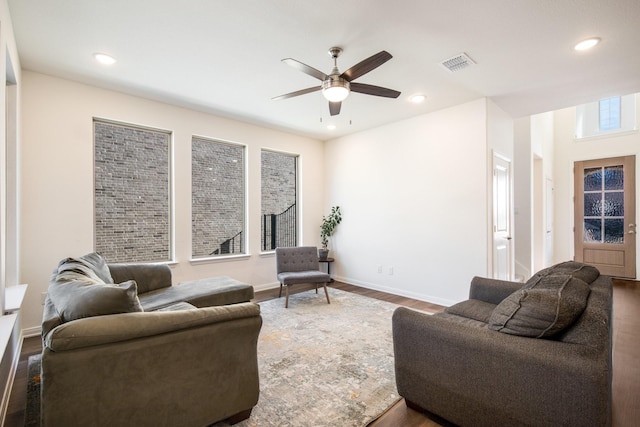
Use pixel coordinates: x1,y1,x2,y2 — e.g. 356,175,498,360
26,288,417,426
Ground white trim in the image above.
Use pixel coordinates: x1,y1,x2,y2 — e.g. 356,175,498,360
331,275,457,307
0,315,19,426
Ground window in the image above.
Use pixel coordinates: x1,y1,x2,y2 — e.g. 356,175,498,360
599,97,621,131
192,137,245,257
94,120,171,263
575,94,637,139
261,150,297,251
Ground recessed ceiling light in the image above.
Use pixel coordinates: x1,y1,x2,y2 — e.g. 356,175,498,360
409,94,426,104
574,38,601,51
327,124,336,130
93,52,117,65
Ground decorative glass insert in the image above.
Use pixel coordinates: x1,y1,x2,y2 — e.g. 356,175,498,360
604,219,624,244
604,165,624,190
582,164,624,244
584,218,602,243
584,168,602,191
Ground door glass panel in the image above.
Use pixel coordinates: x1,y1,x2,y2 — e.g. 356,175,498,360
584,218,602,242
604,165,624,190
604,192,624,216
582,163,625,244
604,219,624,243
584,193,602,216
584,167,602,191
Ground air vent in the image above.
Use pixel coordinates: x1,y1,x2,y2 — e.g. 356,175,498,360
440,53,476,73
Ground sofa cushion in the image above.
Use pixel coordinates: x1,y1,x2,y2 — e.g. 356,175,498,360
445,299,496,324
156,301,197,311
48,278,143,323
139,276,254,311
488,275,591,338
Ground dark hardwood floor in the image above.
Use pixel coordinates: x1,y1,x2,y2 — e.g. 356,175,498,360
4,279,638,427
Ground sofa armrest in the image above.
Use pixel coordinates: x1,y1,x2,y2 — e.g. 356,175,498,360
108,263,172,293
45,302,260,351
468,276,523,304
392,307,611,427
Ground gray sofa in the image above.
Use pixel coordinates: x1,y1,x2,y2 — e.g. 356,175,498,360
41,252,262,427
392,261,612,427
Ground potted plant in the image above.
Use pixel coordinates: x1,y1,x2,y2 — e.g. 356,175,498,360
319,206,342,260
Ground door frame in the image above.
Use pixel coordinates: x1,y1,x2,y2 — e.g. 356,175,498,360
492,152,514,280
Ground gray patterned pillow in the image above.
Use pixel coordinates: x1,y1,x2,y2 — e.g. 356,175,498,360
488,275,590,338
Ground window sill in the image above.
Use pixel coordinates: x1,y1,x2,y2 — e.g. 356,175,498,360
574,128,638,142
5,284,28,314
189,254,251,264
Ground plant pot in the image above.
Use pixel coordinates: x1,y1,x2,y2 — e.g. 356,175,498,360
318,248,329,260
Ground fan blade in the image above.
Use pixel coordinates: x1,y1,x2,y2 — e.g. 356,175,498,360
272,86,321,101
340,51,393,82
350,82,401,98
282,58,328,81
329,101,341,116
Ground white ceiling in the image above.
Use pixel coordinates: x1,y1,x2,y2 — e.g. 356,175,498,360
8,0,640,140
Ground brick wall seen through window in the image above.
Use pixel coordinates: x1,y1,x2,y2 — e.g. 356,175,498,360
94,120,171,263
192,137,245,257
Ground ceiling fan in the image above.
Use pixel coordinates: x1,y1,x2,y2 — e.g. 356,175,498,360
273,47,401,116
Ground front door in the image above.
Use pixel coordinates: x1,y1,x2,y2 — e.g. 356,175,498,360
574,156,636,277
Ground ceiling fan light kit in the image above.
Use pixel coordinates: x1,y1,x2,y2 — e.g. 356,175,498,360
274,46,401,116
322,78,350,102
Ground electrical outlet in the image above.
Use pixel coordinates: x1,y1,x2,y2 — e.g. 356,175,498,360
41,292,48,305
388,266,394,275
377,265,383,273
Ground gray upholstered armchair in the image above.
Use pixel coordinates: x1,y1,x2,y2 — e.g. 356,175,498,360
275,246,331,308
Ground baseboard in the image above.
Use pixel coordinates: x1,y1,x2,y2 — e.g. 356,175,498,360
22,326,42,338
331,275,456,307
253,281,280,292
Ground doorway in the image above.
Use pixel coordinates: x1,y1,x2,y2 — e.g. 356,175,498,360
574,156,636,278
493,153,512,280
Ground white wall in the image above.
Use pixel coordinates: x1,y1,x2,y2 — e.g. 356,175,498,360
513,117,532,278
553,95,640,276
514,112,555,280
20,71,325,331
531,112,555,270
324,99,492,306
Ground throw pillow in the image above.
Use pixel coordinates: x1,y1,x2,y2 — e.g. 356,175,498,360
56,252,114,284
488,275,591,338
48,279,143,323
524,261,600,287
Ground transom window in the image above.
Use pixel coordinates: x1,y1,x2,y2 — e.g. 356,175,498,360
575,94,637,139
599,97,621,131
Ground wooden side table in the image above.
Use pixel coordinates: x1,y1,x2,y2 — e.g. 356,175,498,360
318,257,335,282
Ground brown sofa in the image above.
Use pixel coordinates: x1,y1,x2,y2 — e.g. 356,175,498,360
41,253,262,426
392,261,613,427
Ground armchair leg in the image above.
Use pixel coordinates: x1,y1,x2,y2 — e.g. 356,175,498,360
285,285,290,308
279,283,283,298
323,283,331,304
